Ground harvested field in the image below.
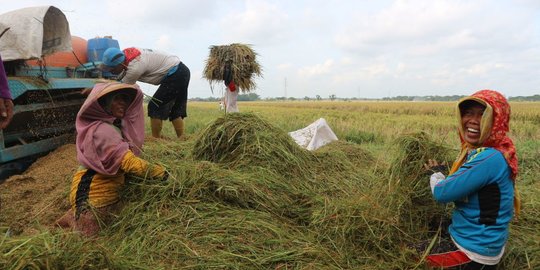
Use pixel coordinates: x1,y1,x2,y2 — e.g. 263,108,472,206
1,108,538,270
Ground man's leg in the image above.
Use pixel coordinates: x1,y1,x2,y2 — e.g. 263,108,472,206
167,62,190,140
151,118,163,138
149,92,174,139
171,117,185,139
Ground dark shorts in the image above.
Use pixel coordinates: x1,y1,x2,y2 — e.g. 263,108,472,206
148,62,190,121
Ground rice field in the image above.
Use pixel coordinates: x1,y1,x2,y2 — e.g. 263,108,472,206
179,101,540,155
2,100,539,269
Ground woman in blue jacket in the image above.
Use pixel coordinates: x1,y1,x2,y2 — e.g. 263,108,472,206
424,90,519,269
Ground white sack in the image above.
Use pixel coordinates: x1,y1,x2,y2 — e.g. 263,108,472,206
0,6,72,61
288,118,338,151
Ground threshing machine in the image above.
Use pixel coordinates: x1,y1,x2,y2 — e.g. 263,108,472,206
0,6,118,179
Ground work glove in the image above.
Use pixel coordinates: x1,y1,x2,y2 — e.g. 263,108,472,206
423,159,448,193
429,172,446,193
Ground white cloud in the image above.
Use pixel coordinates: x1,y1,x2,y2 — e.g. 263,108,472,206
396,62,406,74
339,57,353,65
103,0,219,28
363,63,389,78
298,59,335,77
462,63,504,76
277,63,292,70
335,0,479,54
154,35,172,51
219,0,291,45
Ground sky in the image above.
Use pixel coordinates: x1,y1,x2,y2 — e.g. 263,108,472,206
2,0,540,99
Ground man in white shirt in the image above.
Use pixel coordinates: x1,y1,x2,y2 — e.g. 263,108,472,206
102,47,190,139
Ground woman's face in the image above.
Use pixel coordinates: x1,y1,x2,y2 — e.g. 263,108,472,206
110,93,131,118
461,103,486,145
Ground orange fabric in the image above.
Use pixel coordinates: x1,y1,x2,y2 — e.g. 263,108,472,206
450,89,520,216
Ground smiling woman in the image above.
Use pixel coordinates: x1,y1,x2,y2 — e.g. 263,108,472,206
422,90,518,269
459,99,487,146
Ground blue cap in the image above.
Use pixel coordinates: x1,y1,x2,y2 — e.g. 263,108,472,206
102,47,125,67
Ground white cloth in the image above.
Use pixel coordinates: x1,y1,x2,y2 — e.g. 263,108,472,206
453,237,505,265
288,118,338,151
0,6,72,61
224,88,239,113
429,172,446,193
121,48,180,85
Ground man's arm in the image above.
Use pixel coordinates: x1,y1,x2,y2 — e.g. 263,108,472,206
120,62,144,85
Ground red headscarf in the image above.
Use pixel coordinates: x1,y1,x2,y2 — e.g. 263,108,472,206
122,47,141,65
76,82,144,175
451,89,520,215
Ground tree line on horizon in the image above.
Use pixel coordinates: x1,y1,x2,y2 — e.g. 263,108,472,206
184,94,540,102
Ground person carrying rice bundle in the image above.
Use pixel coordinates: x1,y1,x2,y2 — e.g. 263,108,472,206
222,59,239,113
203,43,262,113
57,82,167,237
421,90,519,269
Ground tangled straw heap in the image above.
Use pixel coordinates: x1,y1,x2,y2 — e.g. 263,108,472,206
203,43,262,93
390,132,455,233
192,113,312,175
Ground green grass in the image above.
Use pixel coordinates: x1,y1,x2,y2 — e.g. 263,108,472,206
2,101,539,270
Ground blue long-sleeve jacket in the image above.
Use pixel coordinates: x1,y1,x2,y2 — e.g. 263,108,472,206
432,147,514,256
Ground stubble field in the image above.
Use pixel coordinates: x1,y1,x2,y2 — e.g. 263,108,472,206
1,100,538,269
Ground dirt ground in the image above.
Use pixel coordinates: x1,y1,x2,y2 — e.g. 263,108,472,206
0,144,77,235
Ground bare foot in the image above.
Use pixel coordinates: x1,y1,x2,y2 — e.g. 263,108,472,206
56,209,75,229
74,211,100,237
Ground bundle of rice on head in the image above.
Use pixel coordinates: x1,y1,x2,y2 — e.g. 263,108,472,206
203,43,263,93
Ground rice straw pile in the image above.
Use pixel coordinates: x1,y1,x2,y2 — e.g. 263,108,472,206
203,43,262,92
390,132,454,234
1,116,539,269
192,113,313,176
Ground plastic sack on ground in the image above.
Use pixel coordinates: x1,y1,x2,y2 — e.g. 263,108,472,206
288,118,338,151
